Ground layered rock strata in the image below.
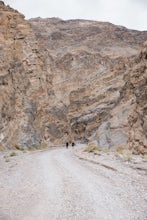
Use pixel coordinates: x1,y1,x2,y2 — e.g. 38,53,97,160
0,2,147,153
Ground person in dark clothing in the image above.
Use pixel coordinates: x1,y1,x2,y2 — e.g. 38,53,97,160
72,142,75,147
66,142,69,148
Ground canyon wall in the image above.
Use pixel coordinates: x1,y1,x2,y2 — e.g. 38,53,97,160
0,2,147,153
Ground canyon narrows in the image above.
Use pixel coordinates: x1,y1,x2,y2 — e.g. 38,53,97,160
0,1,147,153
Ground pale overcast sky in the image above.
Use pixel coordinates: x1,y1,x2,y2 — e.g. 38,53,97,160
4,0,147,31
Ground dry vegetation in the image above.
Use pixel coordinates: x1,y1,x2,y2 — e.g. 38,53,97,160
84,141,108,153
114,145,133,162
28,142,48,151
0,144,4,151
9,152,18,157
84,142,137,162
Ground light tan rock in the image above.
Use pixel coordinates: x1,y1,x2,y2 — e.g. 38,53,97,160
0,2,147,152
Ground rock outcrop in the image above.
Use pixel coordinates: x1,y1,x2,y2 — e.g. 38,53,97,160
93,41,147,154
0,1,43,147
0,2,147,153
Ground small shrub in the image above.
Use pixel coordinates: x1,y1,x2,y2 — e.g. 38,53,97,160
84,142,96,153
28,146,35,151
84,141,100,153
14,145,20,150
102,148,109,153
10,152,18,157
115,146,133,161
0,144,4,151
40,142,48,149
84,141,109,153
121,149,133,162
115,145,126,153
28,143,48,151
4,155,10,162
5,157,10,162
14,145,24,151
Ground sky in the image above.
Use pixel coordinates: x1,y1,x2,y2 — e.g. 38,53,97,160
4,0,147,31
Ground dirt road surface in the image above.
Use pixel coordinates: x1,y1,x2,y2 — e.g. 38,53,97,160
0,145,146,220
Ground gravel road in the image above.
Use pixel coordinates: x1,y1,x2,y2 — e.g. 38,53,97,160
0,145,146,220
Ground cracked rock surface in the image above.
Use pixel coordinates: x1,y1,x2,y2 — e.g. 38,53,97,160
0,2,147,152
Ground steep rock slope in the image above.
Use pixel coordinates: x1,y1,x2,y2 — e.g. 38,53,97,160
0,2,46,147
0,2,147,152
29,18,147,152
93,41,147,153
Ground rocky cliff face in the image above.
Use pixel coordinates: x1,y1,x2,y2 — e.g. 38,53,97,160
0,1,44,147
0,2,147,153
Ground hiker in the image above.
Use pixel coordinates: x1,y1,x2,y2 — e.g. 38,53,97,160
72,142,75,147
66,142,69,149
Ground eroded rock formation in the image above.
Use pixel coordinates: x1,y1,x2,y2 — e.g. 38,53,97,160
0,2,147,153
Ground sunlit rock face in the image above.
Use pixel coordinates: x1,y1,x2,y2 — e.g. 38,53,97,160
0,2,147,153
0,2,44,147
